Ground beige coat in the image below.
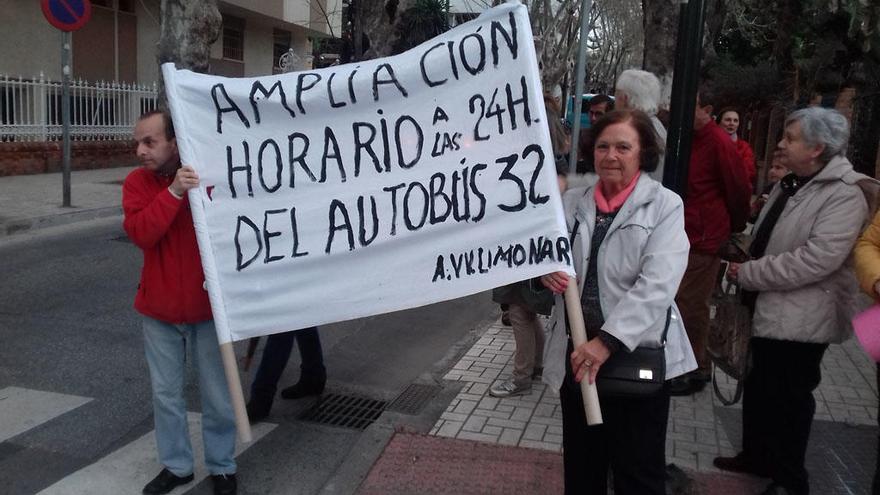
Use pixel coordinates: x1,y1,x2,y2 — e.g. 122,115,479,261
739,156,878,344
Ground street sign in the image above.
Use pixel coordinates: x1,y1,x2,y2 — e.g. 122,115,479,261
41,0,92,32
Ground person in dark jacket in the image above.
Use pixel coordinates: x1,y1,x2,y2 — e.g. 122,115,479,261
124,110,238,495
671,87,751,395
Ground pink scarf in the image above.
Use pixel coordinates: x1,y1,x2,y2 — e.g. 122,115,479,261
594,172,640,213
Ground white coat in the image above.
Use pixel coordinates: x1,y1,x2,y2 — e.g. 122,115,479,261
542,174,697,391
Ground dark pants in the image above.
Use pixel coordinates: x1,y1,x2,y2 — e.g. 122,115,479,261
250,327,325,404
559,351,670,495
742,337,827,494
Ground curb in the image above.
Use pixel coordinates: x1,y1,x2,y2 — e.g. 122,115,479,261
0,206,122,238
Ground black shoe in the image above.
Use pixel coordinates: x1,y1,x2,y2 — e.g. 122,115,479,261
501,311,511,326
713,453,771,477
245,397,272,423
142,468,194,494
281,378,325,399
668,375,707,396
692,369,711,383
211,473,237,495
759,482,795,495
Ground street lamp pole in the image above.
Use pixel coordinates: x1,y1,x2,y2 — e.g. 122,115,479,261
662,0,707,197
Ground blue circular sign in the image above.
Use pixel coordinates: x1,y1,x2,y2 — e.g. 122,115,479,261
41,0,92,32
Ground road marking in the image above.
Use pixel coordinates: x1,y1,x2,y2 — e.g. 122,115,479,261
0,386,92,442
38,412,275,494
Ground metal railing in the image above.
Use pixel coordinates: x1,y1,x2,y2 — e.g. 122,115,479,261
0,73,158,142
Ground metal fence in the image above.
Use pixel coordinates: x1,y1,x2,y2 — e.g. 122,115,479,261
0,73,158,142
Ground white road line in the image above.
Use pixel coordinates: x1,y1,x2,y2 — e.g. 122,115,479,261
37,413,276,495
0,386,92,443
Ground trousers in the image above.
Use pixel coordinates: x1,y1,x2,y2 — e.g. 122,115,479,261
142,317,236,476
742,337,827,494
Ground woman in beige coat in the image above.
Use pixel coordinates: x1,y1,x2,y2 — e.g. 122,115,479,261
714,107,877,495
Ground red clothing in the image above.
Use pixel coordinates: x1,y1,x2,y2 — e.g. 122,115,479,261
684,121,751,254
123,167,212,323
733,138,756,188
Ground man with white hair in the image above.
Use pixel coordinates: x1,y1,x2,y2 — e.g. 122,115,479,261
615,69,667,182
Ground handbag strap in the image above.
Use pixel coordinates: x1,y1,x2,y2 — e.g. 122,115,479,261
712,365,745,406
661,306,671,345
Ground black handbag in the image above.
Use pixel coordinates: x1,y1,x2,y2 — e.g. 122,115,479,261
566,216,671,398
595,307,671,398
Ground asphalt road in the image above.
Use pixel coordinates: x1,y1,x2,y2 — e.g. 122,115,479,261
0,217,497,494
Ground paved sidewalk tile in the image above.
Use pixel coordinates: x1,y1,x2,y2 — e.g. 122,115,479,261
432,317,880,493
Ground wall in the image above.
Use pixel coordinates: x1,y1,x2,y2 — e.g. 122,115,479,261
0,0,62,80
0,141,136,176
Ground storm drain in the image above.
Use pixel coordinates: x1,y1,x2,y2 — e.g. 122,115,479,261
385,383,441,415
299,393,386,430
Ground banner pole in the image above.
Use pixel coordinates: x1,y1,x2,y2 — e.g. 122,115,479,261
220,343,253,443
563,276,603,425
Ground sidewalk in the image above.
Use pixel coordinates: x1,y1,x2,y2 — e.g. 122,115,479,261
358,318,879,494
0,167,135,237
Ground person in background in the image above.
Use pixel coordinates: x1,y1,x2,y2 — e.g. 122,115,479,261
541,110,695,494
614,69,667,182
489,95,571,397
575,95,615,175
751,150,790,221
718,107,757,187
714,107,876,495
124,110,238,495
670,85,751,396
245,327,327,422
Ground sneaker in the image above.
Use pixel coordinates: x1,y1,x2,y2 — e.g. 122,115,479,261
211,473,237,495
489,379,530,398
142,468,194,494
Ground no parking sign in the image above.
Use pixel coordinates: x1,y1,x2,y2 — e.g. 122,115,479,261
41,0,92,32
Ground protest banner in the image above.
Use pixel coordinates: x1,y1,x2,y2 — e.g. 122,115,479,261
162,4,593,436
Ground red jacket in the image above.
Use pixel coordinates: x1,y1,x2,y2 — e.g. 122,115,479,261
684,121,752,254
123,167,213,323
733,138,756,189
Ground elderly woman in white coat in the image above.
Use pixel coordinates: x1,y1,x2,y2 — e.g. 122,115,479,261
714,107,877,495
541,109,696,495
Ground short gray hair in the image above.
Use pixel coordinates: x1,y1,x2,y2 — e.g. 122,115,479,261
615,69,661,115
784,107,850,163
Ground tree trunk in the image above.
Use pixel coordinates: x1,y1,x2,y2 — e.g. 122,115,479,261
641,0,680,106
360,0,417,59
156,0,222,107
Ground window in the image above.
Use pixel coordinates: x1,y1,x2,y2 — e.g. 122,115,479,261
222,15,245,61
91,0,112,8
273,29,292,74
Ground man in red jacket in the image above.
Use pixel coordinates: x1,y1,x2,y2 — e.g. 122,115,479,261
671,88,751,395
123,110,238,495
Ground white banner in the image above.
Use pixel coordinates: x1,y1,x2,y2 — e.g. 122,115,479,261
163,4,574,344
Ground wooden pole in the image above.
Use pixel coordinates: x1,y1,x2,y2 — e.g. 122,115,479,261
563,276,603,425
219,342,252,443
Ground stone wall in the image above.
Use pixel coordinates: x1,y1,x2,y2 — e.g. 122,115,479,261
0,141,136,176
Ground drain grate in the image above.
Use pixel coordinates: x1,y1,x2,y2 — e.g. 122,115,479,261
109,235,131,243
299,393,386,430
385,383,441,415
